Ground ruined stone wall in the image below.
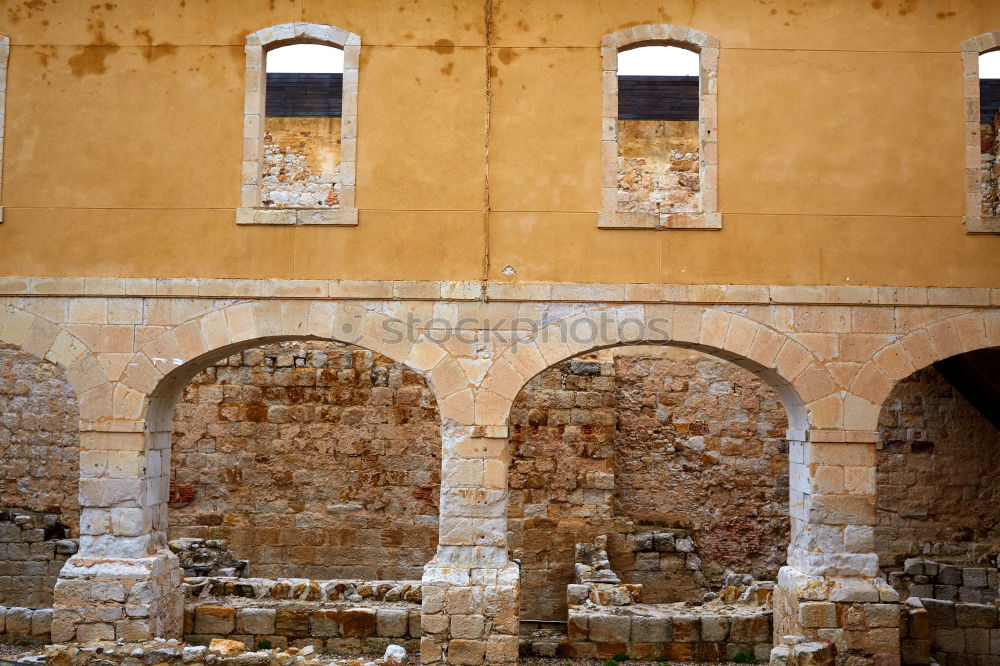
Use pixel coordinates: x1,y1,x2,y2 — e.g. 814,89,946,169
508,347,790,621
169,341,441,581
617,120,699,214
0,346,80,529
611,347,790,587
876,367,1000,567
261,118,342,208
507,355,618,621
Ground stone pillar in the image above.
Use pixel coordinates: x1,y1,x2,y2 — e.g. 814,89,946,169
775,429,900,666
421,421,520,666
52,422,183,642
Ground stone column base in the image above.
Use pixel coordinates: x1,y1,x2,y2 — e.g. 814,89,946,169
52,551,183,642
775,566,901,666
421,556,520,666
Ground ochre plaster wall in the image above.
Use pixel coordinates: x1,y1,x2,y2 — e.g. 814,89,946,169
0,1,999,285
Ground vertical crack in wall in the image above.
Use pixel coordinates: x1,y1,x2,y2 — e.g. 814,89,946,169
480,0,493,301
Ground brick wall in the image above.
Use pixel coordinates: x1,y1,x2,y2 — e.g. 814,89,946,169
170,341,441,581
0,346,80,530
508,346,790,621
876,367,1000,567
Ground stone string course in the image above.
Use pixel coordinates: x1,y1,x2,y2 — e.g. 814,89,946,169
2,277,999,307
185,604,420,654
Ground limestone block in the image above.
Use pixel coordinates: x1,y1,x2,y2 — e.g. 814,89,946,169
863,603,901,628
909,608,930,639
923,599,956,627
957,603,997,629
376,609,409,638
935,585,959,602
769,645,791,666
194,605,236,634
448,639,486,665
631,616,671,643
965,568,990,589
422,586,445,614
567,584,590,605
672,615,700,642
589,614,630,643
700,614,729,641
485,635,518,664
340,608,376,637
76,622,115,642
939,565,963,586
237,608,276,635
408,610,420,638
5,607,30,635
276,609,310,637
934,627,966,653
900,639,930,665
30,608,52,635
791,642,835,666
798,602,837,628
969,628,991,655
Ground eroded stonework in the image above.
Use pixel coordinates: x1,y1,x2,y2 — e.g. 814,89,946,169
261,118,343,208
617,120,700,215
876,367,1000,567
508,346,789,621
170,341,441,582
0,346,79,529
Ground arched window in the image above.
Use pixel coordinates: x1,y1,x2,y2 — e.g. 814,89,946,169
599,25,719,230
962,32,1000,234
0,34,8,225
237,24,359,226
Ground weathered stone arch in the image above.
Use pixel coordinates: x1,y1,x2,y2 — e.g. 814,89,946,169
848,309,1000,431
56,299,460,643
0,304,106,421
477,305,834,433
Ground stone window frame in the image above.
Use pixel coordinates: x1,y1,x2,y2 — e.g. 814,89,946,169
0,35,8,225
237,23,359,227
598,24,720,230
963,32,1000,233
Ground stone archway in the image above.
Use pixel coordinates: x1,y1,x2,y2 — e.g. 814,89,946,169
53,300,460,644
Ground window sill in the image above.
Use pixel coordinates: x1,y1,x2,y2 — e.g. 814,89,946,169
236,207,358,226
964,215,1000,234
598,211,721,230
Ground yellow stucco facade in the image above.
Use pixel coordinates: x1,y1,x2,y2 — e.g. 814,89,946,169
0,0,997,286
